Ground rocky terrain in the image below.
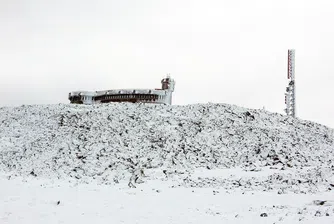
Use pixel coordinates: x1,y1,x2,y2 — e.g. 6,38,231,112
0,103,333,193
2,103,334,223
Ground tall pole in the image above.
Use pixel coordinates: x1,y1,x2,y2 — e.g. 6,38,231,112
285,49,296,117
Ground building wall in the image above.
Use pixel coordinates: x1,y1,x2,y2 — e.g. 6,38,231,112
68,76,175,105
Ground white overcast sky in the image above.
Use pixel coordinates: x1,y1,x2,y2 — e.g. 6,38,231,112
0,0,334,128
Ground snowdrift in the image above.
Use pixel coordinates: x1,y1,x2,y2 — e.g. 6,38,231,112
0,103,333,193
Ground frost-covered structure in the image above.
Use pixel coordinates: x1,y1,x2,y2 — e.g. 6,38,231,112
285,49,296,117
68,76,175,105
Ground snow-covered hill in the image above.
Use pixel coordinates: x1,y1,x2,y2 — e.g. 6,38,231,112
1,103,334,223
1,103,333,191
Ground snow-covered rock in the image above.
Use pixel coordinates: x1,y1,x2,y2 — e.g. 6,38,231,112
0,103,333,193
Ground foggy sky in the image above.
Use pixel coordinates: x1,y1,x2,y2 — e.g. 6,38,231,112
1,0,334,128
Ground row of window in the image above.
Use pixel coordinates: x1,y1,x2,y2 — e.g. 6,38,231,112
94,94,166,101
81,96,92,101
74,94,167,103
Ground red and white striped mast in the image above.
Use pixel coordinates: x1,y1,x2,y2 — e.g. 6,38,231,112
285,49,296,117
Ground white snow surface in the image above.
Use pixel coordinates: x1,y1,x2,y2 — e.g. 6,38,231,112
1,103,334,223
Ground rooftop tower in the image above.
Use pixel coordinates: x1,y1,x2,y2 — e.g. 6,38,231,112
161,74,175,105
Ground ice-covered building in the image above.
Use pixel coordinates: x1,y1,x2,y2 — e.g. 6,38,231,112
68,76,175,105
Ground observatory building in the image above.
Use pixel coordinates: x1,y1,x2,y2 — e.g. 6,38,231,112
68,76,175,105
